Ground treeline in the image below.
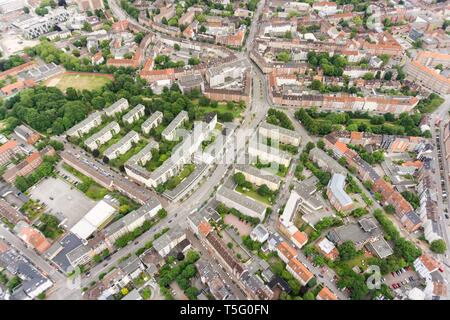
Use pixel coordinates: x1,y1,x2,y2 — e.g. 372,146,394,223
0,55,25,72
15,156,59,192
295,108,333,136
307,52,348,77
0,74,150,135
120,0,140,20
295,108,425,137
266,108,294,130
25,41,135,74
373,209,421,264
216,203,260,226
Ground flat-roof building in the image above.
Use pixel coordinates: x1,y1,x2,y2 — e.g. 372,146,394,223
66,111,103,138
141,111,163,134
259,121,300,147
327,173,354,212
104,131,140,160
216,186,267,221
104,98,129,117
122,104,145,125
84,122,120,151
161,111,188,141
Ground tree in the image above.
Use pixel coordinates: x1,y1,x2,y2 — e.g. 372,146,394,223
82,22,93,32
277,51,291,63
23,6,30,13
303,291,315,300
185,287,199,300
338,241,359,261
384,204,396,214
430,239,447,254
233,172,246,186
257,184,271,197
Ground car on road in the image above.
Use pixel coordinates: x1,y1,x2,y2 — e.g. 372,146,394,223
445,214,449,219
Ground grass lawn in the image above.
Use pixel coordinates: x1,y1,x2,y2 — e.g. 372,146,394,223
140,287,152,300
45,73,112,92
164,164,195,190
235,185,272,205
199,102,244,119
109,140,149,168
62,163,109,200
343,254,369,271
98,132,126,154
145,139,180,172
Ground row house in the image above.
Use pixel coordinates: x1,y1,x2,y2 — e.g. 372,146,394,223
84,121,120,151
104,131,140,160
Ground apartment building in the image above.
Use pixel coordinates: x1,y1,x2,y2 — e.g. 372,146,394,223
103,198,162,245
104,131,140,160
404,52,450,95
0,140,21,166
14,125,41,145
248,141,291,167
216,186,267,221
286,258,314,286
2,146,55,183
141,111,163,134
152,227,186,257
258,121,300,147
206,58,249,88
84,122,120,151
161,110,189,141
276,241,297,264
234,164,281,191
14,221,51,254
66,111,103,138
12,8,70,39
326,173,354,212
104,98,129,117
122,104,145,125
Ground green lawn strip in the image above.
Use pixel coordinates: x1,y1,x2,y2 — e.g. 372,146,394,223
235,185,272,206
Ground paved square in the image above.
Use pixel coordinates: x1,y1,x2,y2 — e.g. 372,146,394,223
28,177,97,229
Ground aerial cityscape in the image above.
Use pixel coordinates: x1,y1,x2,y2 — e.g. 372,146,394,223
0,0,449,304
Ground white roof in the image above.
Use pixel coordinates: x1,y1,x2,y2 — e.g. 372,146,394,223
70,199,117,240
279,190,300,228
318,237,336,254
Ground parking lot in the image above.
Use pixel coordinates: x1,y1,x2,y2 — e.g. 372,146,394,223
383,267,420,290
28,177,97,229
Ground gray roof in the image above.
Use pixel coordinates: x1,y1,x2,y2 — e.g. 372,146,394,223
327,173,353,207
259,121,299,141
161,111,188,138
207,57,248,78
103,197,161,237
152,227,185,253
105,98,129,115
328,218,382,247
216,186,266,215
235,164,281,186
142,111,163,131
0,248,52,299
84,121,120,148
366,238,393,259
178,73,204,87
104,130,139,159
67,111,103,136
122,104,145,122
126,140,159,166
47,233,83,272
163,163,208,200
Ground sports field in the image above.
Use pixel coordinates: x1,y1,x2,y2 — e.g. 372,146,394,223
45,72,113,91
